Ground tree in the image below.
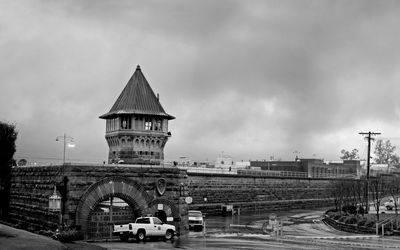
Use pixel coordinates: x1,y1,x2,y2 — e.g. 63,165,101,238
330,179,365,214
374,139,400,165
0,121,18,219
17,159,27,166
369,176,388,221
387,177,400,216
340,149,359,160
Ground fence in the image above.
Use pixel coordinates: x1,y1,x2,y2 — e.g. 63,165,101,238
237,169,308,178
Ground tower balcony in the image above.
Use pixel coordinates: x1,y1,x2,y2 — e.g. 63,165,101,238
105,129,171,138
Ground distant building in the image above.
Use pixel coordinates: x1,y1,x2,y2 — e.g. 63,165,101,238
250,159,360,178
99,65,175,164
215,155,234,169
369,163,400,176
214,155,249,170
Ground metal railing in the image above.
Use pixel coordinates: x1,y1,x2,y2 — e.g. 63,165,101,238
237,169,308,178
179,167,237,175
376,215,398,236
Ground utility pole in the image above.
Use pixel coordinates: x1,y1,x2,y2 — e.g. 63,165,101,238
359,131,381,213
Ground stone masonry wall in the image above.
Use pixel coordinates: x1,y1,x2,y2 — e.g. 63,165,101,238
9,164,188,234
187,173,343,214
9,165,352,234
9,165,63,230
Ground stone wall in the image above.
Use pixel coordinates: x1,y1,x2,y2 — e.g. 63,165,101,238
8,164,188,236
187,172,345,214
9,165,62,230
9,165,355,235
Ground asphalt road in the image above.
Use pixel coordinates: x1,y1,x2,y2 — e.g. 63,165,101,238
90,207,400,249
3,206,399,250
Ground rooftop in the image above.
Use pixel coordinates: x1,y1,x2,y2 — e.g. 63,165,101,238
100,65,175,120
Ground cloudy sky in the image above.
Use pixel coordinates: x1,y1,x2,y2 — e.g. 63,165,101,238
1,0,400,164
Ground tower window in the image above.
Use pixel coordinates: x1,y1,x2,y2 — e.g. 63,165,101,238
145,118,152,130
154,120,162,131
120,116,131,129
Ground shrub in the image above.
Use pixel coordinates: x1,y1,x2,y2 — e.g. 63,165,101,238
333,214,342,220
357,218,367,227
338,216,347,222
342,205,357,215
364,220,375,228
344,216,358,225
55,228,84,243
326,211,338,218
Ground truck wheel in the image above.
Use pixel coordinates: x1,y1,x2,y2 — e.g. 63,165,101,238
119,235,129,242
137,230,146,241
165,230,173,240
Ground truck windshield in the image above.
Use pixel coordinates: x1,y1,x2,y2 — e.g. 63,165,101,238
189,211,202,217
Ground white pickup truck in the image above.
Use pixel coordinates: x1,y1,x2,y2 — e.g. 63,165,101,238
113,217,176,242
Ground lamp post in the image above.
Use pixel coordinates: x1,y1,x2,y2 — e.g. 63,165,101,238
56,134,74,165
54,134,73,228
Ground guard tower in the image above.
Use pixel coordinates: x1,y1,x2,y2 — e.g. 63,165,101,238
99,66,175,164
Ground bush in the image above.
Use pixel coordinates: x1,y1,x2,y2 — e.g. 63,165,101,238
342,205,357,215
344,216,358,225
357,218,367,227
55,228,84,243
364,220,375,228
333,214,342,220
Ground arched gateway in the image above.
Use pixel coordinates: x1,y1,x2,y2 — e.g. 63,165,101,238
75,176,152,235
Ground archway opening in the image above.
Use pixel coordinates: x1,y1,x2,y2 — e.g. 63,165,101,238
147,203,174,223
88,196,135,239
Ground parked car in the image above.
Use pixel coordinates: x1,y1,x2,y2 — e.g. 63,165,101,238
113,216,175,242
385,199,395,210
188,210,204,231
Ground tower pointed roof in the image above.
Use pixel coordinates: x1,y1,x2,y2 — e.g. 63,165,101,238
100,65,175,120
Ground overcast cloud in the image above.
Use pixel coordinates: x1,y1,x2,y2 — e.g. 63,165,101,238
1,0,400,164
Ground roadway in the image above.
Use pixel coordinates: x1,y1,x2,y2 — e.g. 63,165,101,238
90,207,400,249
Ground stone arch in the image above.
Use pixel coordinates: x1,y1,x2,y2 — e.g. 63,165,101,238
75,176,151,234
148,198,180,220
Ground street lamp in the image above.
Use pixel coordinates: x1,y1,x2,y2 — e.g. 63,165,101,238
56,134,74,164
49,186,61,212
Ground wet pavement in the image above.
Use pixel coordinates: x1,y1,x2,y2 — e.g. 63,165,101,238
90,207,400,249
